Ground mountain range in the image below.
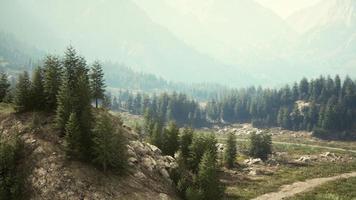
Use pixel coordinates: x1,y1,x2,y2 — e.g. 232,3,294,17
0,0,355,87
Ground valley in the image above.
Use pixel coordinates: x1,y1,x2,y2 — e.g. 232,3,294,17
119,111,356,199
0,0,356,199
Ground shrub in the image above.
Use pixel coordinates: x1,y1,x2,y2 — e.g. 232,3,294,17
0,137,26,200
249,133,272,161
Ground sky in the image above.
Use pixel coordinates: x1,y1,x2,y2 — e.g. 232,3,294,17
255,0,322,18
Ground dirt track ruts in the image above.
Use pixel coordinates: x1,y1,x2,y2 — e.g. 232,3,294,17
252,172,356,200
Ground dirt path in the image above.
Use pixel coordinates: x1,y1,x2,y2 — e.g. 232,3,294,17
252,172,356,200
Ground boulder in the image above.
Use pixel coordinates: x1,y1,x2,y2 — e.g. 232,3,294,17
142,156,157,171
147,143,162,155
159,168,170,180
128,157,138,167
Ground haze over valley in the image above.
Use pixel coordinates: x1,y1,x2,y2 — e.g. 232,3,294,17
1,0,355,87
0,1,356,200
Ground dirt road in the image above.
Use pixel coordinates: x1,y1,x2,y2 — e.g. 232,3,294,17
252,172,356,200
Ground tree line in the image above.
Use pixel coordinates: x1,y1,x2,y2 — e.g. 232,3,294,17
206,75,356,139
110,91,207,127
109,75,356,139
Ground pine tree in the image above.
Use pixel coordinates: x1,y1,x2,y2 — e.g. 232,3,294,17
143,108,155,136
75,72,94,160
151,122,163,149
196,151,224,200
90,61,105,108
299,78,309,100
180,127,193,165
14,71,32,112
92,112,127,173
133,93,142,114
162,121,179,156
56,79,72,132
31,67,46,111
292,83,299,101
64,113,81,158
224,133,237,168
188,133,217,171
0,72,10,102
56,47,94,160
56,47,79,132
43,55,62,111
335,75,341,99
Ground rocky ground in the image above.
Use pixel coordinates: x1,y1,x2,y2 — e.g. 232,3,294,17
212,123,311,138
0,112,178,200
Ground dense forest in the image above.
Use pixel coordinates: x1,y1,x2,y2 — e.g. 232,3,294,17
110,75,356,139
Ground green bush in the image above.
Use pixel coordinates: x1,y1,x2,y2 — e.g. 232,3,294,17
249,133,272,161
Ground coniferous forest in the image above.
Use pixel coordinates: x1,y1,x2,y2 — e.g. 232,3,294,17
108,75,356,139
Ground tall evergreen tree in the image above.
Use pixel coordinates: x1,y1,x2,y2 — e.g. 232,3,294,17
0,72,10,102
56,47,79,132
151,122,163,149
43,55,62,111
14,71,32,112
64,113,81,158
162,121,180,156
31,67,46,110
196,150,224,200
188,133,217,171
224,133,237,168
92,112,127,173
90,61,105,108
56,47,93,160
180,127,194,165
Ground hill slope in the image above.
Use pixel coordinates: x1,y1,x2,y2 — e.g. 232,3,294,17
0,110,178,200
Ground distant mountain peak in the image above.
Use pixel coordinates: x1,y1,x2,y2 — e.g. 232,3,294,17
288,0,356,34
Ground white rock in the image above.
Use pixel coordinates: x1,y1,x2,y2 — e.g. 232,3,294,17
244,158,263,165
159,193,170,200
147,143,162,155
143,156,157,171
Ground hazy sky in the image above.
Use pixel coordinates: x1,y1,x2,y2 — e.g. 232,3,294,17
256,0,322,18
